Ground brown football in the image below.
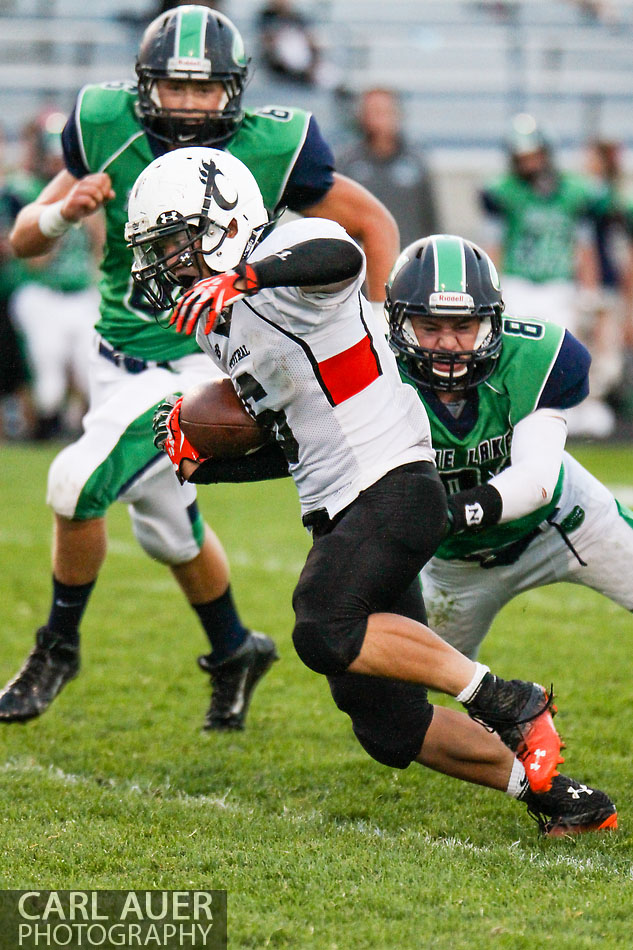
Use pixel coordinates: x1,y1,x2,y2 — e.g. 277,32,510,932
179,378,268,458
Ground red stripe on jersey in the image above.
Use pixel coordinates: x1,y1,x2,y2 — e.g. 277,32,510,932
317,335,381,405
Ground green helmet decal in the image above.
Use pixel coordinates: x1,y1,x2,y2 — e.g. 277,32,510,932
170,6,209,73
487,255,501,292
433,235,466,293
232,28,247,67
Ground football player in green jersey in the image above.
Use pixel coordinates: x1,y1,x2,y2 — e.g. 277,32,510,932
0,4,398,730
481,113,605,332
387,234,633,663
481,114,616,437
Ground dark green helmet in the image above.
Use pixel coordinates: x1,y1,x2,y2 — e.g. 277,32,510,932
387,235,504,392
135,5,249,147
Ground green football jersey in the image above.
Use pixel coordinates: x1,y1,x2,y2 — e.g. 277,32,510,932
73,83,312,361
483,171,609,284
409,317,569,559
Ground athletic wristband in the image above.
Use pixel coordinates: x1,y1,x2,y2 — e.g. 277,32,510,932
38,200,73,239
446,483,503,535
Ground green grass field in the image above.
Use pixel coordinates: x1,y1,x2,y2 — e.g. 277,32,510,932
1,441,632,949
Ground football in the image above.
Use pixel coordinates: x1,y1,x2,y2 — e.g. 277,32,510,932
179,378,268,458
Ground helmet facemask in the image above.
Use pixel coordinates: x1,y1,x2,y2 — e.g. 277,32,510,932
127,212,214,317
136,74,245,147
387,235,504,393
392,304,501,393
125,146,269,322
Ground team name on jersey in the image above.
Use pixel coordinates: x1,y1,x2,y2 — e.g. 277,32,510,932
229,344,251,369
435,448,456,468
465,429,512,466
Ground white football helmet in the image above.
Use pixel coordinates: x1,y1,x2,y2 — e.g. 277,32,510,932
125,146,268,310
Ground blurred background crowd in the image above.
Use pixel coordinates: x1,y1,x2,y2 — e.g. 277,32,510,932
3,0,633,440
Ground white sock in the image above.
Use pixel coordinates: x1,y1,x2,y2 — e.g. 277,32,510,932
506,758,529,799
455,662,490,704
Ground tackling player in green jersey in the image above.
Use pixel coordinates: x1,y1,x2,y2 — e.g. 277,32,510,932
387,234,633,662
0,5,398,731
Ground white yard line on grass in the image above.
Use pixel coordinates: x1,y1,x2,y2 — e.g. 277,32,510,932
3,759,629,877
0,758,235,811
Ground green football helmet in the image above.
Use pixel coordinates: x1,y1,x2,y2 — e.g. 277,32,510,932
136,5,249,147
387,235,504,393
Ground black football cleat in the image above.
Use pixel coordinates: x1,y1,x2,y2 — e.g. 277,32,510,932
198,631,278,731
522,774,618,837
0,627,80,723
464,673,563,793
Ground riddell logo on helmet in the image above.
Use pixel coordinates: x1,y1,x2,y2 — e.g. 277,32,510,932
167,56,211,74
429,292,475,310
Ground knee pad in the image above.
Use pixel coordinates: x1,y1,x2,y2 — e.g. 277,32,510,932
328,672,434,770
47,441,96,518
351,731,414,769
292,618,365,676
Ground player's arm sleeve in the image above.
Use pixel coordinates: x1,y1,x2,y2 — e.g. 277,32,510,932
448,409,567,533
487,408,568,522
61,103,90,179
189,443,290,484
249,237,363,292
474,333,588,525
536,330,591,411
280,115,335,212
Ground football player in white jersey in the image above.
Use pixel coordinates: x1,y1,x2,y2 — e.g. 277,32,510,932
128,146,616,837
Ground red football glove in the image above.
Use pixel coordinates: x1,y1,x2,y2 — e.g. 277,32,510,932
169,264,259,336
153,395,208,483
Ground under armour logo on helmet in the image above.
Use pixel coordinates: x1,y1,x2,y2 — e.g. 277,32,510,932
157,210,183,225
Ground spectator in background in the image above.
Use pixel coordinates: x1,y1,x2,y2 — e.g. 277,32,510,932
337,88,440,251
480,113,615,438
569,0,618,26
257,0,322,86
3,111,103,440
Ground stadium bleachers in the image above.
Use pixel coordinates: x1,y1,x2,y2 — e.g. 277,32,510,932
2,0,633,150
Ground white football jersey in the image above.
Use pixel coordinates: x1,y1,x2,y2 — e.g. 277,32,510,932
197,217,434,519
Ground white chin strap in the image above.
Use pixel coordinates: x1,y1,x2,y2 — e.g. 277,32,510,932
473,316,492,348
401,317,418,346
